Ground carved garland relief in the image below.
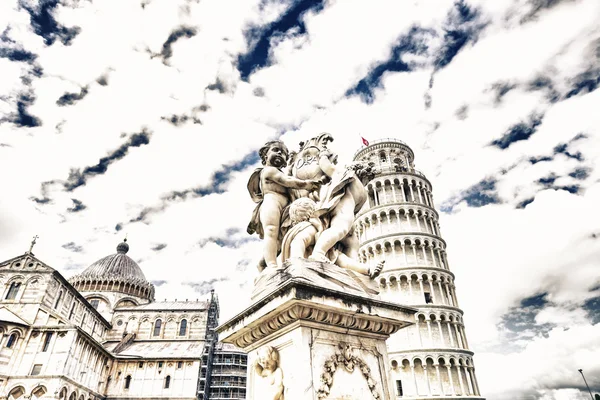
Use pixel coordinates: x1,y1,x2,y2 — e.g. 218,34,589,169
317,343,381,399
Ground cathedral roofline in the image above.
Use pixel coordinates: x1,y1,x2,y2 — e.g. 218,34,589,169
0,252,112,328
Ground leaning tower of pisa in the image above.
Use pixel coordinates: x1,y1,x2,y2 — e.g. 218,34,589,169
352,138,483,399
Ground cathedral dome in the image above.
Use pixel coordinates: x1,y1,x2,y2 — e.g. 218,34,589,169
69,240,155,302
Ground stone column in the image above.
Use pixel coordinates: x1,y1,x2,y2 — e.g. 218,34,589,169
435,364,443,395
461,324,470,349
391,183,397,203
464,365,474,395
423,366,432,396
409,183,415,203
446,366,456,395
437,280,445,304
426,318,433,345
444,283,454,306
454,323,464,348
436,319,445,346
411,365,418,396
415,318,423,347
412,245,418,264
470,367,481,396
428,279,436,303
429,217,436,235
418,278,425,302
457,364,466,395
430,246,438,268
415,213,422,231
437,248,444,269
399,182,407,202
402,244,409,266
447,321,455,347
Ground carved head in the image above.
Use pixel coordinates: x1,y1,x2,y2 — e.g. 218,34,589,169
259,140,289,168
255,345,280,372
289,198,316,224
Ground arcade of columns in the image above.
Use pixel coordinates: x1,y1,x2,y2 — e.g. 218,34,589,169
352,139,483,399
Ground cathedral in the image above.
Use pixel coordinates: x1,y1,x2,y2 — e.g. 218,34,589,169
0,239,247,400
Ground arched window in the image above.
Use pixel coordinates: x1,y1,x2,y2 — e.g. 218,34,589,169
54,291,63,309
179,319,187,336
6,333,18,348
124,375,132,389
5,282,21,300
153,319,162,337
164,375,171,389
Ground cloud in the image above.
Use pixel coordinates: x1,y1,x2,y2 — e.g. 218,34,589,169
62,241,83,253
66,198,86,213
157,25,197,64
151,243,167,251
56,86,88,106
490,112,544,149
184,277,228,295
20,0,81,46
237,0,326,79
346,27,435,103
35,129,152,197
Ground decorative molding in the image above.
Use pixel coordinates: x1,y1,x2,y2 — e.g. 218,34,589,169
230,303,402,349
317,343,381,399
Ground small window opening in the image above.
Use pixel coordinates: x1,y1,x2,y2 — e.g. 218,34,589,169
6,333,17,348
5,282,21,300
396,380,403,396
42,332,53,352
124,375,132,389
179,319,188,336
153,319,162,337
424,292,433,304
164,375,171,389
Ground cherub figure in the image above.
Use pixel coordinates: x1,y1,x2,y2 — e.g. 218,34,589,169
287,133,369,263
280,197,383,278
247,140,322,270
254,346,284,400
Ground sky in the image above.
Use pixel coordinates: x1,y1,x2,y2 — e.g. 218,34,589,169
1,0,599,398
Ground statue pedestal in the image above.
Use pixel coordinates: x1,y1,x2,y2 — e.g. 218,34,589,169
217,258,416,400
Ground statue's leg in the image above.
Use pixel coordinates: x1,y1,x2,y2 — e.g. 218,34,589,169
260,197,284,269
340,231,360,260
335,253,369,275
311,192,355,259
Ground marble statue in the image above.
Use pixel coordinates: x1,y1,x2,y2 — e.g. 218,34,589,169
281,197,383,278
247,140,322,270
288,133,368,263
247,134,380,279
254,346,284,400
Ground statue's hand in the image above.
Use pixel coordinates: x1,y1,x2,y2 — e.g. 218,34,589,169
369,260,385,279
307,179,323,191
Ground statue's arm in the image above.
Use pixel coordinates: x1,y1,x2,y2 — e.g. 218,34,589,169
318,153,337,177
266,168,318,189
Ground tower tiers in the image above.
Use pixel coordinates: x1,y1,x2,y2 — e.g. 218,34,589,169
353,138,484,399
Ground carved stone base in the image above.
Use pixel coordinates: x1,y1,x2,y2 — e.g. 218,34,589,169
217,258,416,400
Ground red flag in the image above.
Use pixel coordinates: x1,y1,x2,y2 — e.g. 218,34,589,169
361,136,369,146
